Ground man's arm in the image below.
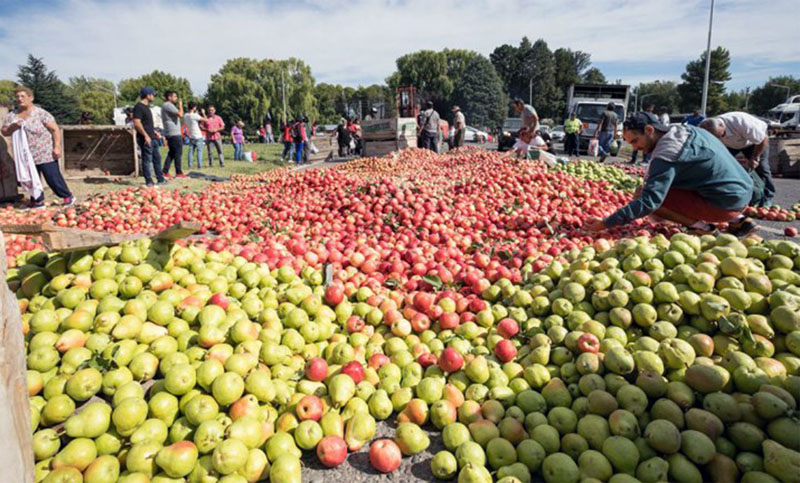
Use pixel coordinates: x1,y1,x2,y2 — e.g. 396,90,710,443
603,159,676,228
177,99,184,117
749,136,768,168
133,119,150,145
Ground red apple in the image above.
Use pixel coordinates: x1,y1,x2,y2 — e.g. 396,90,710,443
369,439,402,473
325,285,345,306
496,318,519,338
208,293,229,310
577,333,600,353
785,227,798,237
296,394,324,421
341,361,365,384
305,357,328,382
438,347,464,373
368,353,390,370
417,353,437,368
494,339,517,362
439,312,460,330
317,435,347,467
346,316,365,333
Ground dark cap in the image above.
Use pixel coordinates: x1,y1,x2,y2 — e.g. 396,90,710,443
624,111,670,132
140,86,156,98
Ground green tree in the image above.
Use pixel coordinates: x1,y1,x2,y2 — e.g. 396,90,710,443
386,50,453,106
526,39,559,119
17,54,80,123
67,76,116,123
489,44,519,96
748,76,800,115
677,46,731,114
205,57,316,130
118,70,193,106
582,67,607,84
449,53,508,129
0,80,16,107
634,81,681,113
554,48,591,92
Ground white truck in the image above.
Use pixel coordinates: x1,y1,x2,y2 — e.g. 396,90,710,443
566,83,630,152
766,95,800,137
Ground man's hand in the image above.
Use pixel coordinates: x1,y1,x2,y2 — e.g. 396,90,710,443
585,217,607,232
155,131,162,141
748,158,760,169
144,135,152,146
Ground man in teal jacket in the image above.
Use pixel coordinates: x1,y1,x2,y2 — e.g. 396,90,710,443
586,112,756,236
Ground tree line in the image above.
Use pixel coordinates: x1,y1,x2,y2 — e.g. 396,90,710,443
1,42,796,131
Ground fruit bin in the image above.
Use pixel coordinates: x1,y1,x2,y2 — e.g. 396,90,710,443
59,125,139,179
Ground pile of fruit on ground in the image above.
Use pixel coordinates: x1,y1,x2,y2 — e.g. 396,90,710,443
9,148,800,482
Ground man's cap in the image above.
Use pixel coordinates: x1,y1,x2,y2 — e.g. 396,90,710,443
451,106,460,112
624,111,670,132
140,86,156,97
370,107,378,112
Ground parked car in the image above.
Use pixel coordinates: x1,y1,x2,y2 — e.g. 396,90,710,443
497,118,523,151
465,126,489,143
551,125,565,142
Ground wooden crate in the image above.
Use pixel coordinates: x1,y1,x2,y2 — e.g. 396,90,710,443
362,118,418,141
770,138,800,178
308,136,336,162
363,140,398,158
0,231,35,482
0,106,19,202
60,125,138,178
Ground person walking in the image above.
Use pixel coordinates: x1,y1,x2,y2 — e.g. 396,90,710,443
183,102,206,169
701,112,776,207
204,106,225,167
585,112,756,237
418,101,441,153
333,118,351,157
281,120,293,161
265,119,274,143
563,112,582,156
512,98,539,132
593,102,618,163
1,86,74,207
132,86,166,187
161,90,185,178
292,116,306,164
231,121,245,161
451,106,466,148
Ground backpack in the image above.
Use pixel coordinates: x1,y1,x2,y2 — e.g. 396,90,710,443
292,122,304,141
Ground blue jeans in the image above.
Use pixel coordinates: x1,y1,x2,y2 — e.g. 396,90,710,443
282,141,293,160
597,131,613,156
233,142,243,160
33,161,72,201
294,141,304,163
138,137,164,185
187,138,204,168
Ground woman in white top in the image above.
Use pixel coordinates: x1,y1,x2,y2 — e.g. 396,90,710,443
511,126,548,157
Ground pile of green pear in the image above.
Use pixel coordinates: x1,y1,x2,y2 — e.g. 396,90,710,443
552,161,642,192
12,232,800,483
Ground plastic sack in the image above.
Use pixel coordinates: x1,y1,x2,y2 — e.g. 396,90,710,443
609,140,620,156
243,151,255,162
588,139,599,157
309,142,319,155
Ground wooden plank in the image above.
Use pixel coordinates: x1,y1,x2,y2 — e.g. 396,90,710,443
0,230,35,482
153,221,202,241
0,106,19,201
0,223,58,235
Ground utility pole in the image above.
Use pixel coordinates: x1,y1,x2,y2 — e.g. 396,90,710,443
700,0,715,116
281,69,287,124
529,77,533,106
744,87,750,111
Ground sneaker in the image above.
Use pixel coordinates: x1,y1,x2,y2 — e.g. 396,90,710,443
728,217,759,237
63,196,75,206
163,173,172,179
176,174,188,178
29,201,45,210
145,182,155,188
157,180,169,186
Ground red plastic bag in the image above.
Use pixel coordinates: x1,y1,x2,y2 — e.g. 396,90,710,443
588,139,599,157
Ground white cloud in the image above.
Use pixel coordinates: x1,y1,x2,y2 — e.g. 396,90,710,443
0,0,797,94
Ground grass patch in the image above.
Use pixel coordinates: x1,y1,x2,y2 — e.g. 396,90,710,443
67,143,285,200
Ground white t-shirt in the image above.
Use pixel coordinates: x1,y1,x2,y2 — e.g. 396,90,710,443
513,136,546,153
659,113,670,125
718,111,768,150
184,112,203,139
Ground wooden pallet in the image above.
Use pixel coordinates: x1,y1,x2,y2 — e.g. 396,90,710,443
1,221,201,252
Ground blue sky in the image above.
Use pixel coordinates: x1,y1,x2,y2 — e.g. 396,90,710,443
1,0,798,95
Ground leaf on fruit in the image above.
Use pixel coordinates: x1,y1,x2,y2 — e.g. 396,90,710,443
423,275,443,290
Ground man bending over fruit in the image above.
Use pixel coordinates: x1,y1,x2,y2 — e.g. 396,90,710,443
585,111,756,237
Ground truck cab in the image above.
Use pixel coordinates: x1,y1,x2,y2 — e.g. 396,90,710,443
566,84,630,152
767,95,800,137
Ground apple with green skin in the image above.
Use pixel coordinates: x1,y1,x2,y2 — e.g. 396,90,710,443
370,439,402,473
156,441,198,477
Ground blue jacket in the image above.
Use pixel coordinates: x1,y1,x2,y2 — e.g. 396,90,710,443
605,125,753,227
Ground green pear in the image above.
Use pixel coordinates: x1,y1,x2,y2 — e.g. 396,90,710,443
65,401,111,438
156,441,199,478
51,437,97,472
